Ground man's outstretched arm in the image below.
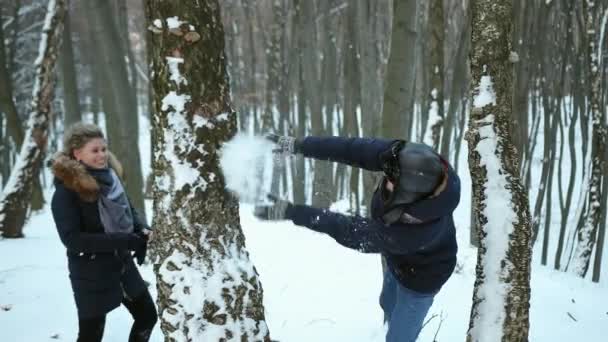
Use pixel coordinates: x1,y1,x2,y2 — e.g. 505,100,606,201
270,134,400,172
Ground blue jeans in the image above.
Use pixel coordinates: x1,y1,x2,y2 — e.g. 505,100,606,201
379,270,435,342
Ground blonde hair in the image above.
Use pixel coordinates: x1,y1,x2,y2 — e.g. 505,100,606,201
63,122,105,158
61,122,125,179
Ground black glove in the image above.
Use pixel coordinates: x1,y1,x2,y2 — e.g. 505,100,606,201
132,231,148,266
254,194,293,221
126,233,146,251
379,140,405,183
266,134,302,155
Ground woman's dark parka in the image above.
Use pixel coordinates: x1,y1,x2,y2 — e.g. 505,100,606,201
51,154,148,318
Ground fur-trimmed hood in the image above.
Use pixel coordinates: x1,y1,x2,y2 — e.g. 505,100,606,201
51,151,123,202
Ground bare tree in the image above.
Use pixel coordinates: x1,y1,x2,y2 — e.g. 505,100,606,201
381,0,417,141
0,3,24,150
570,1,607,278
466,0,532,340
426,0,445,151
146,1,271,340
0,0,66,237
58,4,81,126
83,0,146,218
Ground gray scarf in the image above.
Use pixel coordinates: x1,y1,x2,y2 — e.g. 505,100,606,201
90,167,134,234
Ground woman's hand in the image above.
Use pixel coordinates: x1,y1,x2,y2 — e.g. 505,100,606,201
142,228,153,241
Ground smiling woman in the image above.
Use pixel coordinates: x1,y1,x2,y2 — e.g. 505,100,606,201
50,122,156,342
66,125,108,170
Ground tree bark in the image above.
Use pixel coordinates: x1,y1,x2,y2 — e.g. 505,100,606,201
292,0,307,205
381,0,417,141
85,0,146,219
466,0,532,340
59,7,81,126
571,2,607,278
146,1,271,339
427,0,445,151
0,6,24,149
299,0,332,208
0,0,66,238
356,1,384,212
343,0,362,213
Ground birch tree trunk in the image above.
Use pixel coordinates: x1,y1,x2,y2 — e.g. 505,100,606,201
0,0,65,238
146,1,271,340
571,2,607,278
466,0,532,340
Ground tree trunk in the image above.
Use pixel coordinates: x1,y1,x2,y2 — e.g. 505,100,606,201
116,0,138,104
571,2,607,278
355,2,383,210
59,7,81,126
146,1,271,339
441,6,469,161
555,107,578,270
466,0,532,340
381,0,417,141
292,0,307,205
426,0,445,151
299,0,332,208
265,0,282,196
0,0,66,238
86,0,146,219
242,0,259,134
0,7,24,148
343,0,362,213
592,174,607,282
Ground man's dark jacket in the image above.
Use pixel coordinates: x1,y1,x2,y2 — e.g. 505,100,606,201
285,136,460,293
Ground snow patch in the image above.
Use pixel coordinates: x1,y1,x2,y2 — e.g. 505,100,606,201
161,91,190,115
166,57,187,86
474,74,496,108
166,16,185,29
158,237,269,341
156,90,210,204
468,114,518,341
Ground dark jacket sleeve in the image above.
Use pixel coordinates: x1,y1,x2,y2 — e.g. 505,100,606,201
286,204,443,255
299,136,398,172
51,184,132,253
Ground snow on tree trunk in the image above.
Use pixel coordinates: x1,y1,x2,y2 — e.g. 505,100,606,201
146,2,271,341
465,1,532,341
0,0,65,238
570,1,607,278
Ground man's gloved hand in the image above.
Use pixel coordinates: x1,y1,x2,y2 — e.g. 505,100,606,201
266,134,302,155
379,140,405,182
131,231,148,265
254,194,293,221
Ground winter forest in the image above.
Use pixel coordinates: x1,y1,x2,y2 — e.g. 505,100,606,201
0,0,607,341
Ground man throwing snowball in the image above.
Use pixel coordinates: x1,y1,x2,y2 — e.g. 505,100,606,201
254,135,460,342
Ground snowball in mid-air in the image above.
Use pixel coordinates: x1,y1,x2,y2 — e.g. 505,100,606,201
219,133,275,203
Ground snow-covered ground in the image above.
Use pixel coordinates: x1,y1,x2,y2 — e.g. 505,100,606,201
1,201,607,341
1,117,607,341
